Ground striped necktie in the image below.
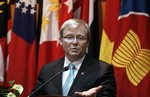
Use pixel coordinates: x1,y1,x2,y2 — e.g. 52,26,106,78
62,63,74,96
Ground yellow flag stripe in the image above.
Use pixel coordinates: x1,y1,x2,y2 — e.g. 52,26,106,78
131,59,146,77
123,36,139,57
112,54,128,67
126,66,139,86
99,30,114,64
136,56,150,70
134,57,150,73
127,30,141,50
114,49,130,66
129,63,143,82
129,61,143,80
118,44,133,60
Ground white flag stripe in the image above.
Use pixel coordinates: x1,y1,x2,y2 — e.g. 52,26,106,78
0,44,4,82
39,0,59,44
88,0,95,26
73,6,81,18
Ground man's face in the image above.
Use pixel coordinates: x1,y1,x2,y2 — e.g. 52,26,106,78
59,25,89,61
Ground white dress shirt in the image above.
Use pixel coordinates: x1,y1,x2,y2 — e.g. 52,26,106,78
62,55,85,86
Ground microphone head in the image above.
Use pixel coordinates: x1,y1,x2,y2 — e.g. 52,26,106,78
63,66,69,71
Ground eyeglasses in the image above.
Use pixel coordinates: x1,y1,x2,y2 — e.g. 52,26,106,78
62,35,87,42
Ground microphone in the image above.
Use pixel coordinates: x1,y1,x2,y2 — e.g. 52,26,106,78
28,66,69,97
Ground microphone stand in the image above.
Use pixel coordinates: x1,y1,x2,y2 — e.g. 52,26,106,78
28,67,69,97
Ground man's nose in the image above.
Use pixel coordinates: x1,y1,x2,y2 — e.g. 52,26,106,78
72,37,78,44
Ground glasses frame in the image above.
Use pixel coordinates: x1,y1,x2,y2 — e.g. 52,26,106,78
62,35,87,42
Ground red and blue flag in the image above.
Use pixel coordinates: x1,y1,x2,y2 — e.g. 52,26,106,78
100,0,150,97
6,0,37,97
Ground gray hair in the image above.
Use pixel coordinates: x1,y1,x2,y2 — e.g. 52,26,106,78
59,18,91,40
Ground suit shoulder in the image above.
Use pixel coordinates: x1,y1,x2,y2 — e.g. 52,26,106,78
99,60,112,67
98,60,114,74
87,55,113,70
86,55,111,66
42,57,64,70
86,55,111,67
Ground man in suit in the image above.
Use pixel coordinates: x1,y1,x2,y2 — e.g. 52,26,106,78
30,19,116,97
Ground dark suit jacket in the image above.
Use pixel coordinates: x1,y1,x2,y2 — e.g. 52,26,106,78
30,54,116,97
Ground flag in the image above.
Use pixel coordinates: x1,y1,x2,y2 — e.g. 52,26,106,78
100,0,150,97
87,0,101,59
73,0,89,23
59,0,73,28
0,0,10,82
6,0,37,97
74,0,101,59
37,0,65,75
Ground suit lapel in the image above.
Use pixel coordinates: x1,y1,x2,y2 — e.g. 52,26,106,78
69,55,92,95
52,58,65,95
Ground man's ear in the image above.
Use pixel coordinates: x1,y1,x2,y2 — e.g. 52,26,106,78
86,40,90,47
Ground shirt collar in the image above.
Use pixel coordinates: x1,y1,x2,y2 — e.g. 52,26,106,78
64,55,86,70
